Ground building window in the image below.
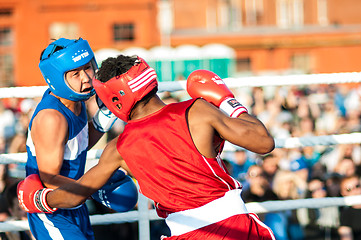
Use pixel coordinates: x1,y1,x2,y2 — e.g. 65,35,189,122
244,0,264,26
290,53,312,73
229,0,242,29
0,54,13,87
49,23,79,39
207,0,244,30
0,27,13,86
317,0,328,26
0,8,13,17
0,28,12,46
277,0,304,28
113,23,135,42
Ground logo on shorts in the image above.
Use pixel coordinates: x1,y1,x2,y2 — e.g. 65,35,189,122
227,98,241,107
72,50,90,62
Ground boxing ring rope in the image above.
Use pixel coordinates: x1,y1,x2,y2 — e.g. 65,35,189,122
1,71,361,238
2,131,361,166
1,71,361,99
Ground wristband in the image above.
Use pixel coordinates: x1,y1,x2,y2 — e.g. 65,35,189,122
34,188,57,213
92,109,117,133
219,97,248,118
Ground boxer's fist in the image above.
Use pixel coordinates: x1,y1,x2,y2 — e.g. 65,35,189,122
187,69,247,117
92,170,138,212
17,174,57,213
187,69,233,106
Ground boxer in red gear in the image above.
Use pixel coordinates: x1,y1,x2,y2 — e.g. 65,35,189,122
36,55,275,239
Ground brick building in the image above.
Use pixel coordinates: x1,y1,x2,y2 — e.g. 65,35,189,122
1,0,361,86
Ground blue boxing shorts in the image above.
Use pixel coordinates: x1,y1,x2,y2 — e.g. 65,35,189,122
27,204,94,240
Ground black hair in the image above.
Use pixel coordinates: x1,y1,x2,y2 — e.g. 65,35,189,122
97,54,158,118
96,55,138,83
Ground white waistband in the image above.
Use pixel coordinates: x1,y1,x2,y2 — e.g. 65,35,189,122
165,189,248,236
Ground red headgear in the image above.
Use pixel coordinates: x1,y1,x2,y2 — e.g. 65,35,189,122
93,57,158,122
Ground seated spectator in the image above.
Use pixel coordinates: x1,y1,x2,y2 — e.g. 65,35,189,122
7,99,36,155
303,177,340,239
242,165,285,240
242,165,278,203
1,181,34,239
338,175,361,240
290,155,309,182
262,152,280,187
325,172,342,197
310,161,328,180
320,144,361,174
334,158,357,178
226,148,257,185
0,100,16,146
0,195,9,222
298,117,316,137
272,170,307,240
299,146,322,176
315,99,341,135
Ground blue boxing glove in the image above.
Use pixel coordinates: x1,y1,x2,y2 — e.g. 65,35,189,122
92,95,118,132
92,169,138,212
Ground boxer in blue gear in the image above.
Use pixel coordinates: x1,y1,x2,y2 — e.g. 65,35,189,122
23,38,131,240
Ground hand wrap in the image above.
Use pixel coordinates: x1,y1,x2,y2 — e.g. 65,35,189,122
17,174,57,214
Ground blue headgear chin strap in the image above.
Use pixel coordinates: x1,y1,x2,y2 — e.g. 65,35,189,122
39,38,97,101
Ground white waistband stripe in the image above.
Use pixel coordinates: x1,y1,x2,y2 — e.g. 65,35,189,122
165,189,248,236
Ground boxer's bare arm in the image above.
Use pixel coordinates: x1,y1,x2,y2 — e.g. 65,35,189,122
46,138,124,208
188,99,274,158
32,109,77,188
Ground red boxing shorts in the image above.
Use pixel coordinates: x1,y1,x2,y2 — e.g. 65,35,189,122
162,189,275,240
162,213,275,240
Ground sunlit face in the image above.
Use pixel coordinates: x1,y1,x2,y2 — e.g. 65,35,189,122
65,62,95,94
247,166,267,186
308,179,327,198
336,158,356,177
340,176,361,196
262,157,278,175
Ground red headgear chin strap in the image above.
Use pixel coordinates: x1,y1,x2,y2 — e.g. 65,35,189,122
93,57,158,122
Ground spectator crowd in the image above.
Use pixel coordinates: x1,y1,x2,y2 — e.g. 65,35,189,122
0,82,360,239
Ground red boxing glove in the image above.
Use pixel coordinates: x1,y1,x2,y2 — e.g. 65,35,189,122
187,69,248,118
17,174,57,214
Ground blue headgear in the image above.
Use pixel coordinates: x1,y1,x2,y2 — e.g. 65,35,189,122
39,38,97,101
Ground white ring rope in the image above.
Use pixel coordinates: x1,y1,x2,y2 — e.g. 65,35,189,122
274,132,361,149
1,71,361,98
0,195,360,232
